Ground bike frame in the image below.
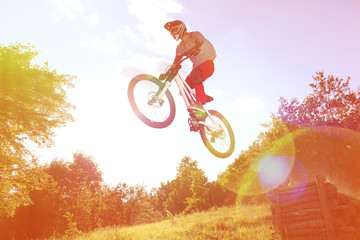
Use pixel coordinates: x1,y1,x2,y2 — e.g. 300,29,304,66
156,70,217,128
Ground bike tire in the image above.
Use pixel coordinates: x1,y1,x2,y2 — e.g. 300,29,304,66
128,74,176,128
199,110,235,158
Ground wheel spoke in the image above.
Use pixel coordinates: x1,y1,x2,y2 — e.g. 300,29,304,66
133,80,171,123
200,110,235,158
204,120,231,153
128,75,176,129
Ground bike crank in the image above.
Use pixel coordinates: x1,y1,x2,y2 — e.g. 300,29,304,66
188,117,199,132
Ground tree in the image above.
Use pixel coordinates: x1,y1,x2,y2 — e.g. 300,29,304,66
165,157,209,214
100,183,128,227
123,185,162,225
275,72,360,188
206,181,236,207
0,158,45,217
277,71,360,131
151,181,173,215
219,72,360,198
0,43,75,153
44,153,103,231
2,176,65,240
0,43,75,216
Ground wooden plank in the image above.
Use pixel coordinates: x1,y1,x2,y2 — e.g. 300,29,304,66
279,191,319,208
286,228,327,238
281,201,321,214
283,219,325,231
282,209,322,218
316,175,336,240
281,211,323,223
271,176,360,240
278,184,317,198
273,189,286,239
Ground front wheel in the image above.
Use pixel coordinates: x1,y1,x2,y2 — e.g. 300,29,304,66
128,74,176,128
200,110,235,158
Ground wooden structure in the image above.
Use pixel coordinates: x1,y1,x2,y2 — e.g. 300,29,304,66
270,175,360,240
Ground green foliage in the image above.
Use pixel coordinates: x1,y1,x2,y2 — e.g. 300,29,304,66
219,71,360,199
123,184,163,225
64,212,82,238
151,181,173,215
0,43,75,152
164,157,209,214
0,153,239,239
51,204,278,240
45,153,104,231
277,71,360,130
275,72,360,188
0,158,46,217
1,43,235,239
0,43,75,217
100,183,127,227
184,164,209,213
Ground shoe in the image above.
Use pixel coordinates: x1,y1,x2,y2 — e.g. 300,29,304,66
187,102,206,120
205,95,214,103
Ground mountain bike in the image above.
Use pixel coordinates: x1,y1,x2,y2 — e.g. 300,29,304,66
127,52,235,158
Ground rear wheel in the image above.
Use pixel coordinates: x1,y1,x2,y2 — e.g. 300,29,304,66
200,110,235,158
128,74,176,128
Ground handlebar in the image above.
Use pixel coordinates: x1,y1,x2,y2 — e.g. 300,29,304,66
159,48,200,81
159,45,201,81
177,48,200,64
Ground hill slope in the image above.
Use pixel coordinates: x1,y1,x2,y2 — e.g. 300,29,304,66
52,203,280,240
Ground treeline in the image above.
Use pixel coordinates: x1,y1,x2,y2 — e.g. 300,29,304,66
0,155,236,239
218,72,360,199
0,44,234,239
2,43,360,240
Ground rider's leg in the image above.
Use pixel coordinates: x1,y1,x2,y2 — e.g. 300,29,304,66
194,84,206,104
186,68,206,104
186,61,215,105
185,69,206,118
187,68,206,104
186,61,215,120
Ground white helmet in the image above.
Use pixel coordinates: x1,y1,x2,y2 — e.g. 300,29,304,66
164,20,187,41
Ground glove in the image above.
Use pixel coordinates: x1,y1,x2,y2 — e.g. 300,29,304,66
159,73,167,80
168,63,180,71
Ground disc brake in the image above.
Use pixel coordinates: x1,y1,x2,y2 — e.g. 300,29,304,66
148,91,164,107
206,125,225,143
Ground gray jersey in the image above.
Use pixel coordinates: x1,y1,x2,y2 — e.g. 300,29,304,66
176,31,216,68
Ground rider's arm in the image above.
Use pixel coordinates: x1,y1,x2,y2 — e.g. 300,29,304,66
172,55,183,66
172,35,202,66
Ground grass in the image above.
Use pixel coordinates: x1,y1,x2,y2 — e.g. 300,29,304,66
52,203,280,240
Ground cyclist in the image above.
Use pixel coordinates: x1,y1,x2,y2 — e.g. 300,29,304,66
164,20,216,118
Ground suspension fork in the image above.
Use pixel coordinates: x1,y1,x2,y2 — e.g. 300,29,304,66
155,81,171,99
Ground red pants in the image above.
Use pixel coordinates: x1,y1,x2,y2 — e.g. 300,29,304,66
186,60,214,104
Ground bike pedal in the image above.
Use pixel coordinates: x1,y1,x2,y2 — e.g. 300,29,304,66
188,117,199,132
190,126,198,132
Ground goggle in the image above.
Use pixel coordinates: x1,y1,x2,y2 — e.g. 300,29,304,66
170,26,180,35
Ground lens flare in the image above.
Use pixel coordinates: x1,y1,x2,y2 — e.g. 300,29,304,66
230,125,360,205
233,129,308,204
257,155,293,190
258,156,308,202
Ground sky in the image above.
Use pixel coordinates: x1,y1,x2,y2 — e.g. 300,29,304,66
1,0,359,189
